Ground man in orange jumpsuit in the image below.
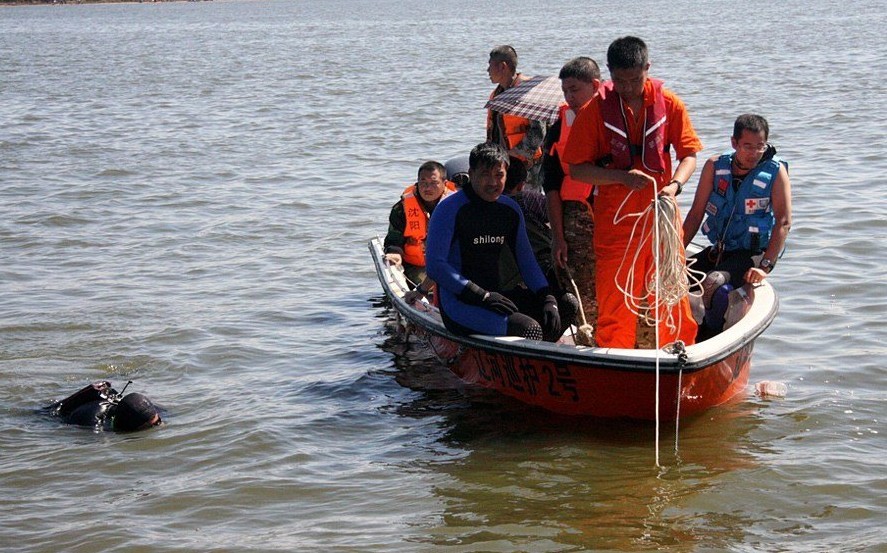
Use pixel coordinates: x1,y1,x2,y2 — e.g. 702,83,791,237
562,36,701,349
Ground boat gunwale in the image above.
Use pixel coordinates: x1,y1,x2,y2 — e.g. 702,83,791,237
369,237,778,374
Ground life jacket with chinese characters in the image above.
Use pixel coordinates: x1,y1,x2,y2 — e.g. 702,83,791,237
487,89,543,165
555,104,593,204
702,153,787,252
598,79,669,174
401,187,454,266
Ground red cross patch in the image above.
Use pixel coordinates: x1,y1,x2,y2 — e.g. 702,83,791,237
744,197,769,214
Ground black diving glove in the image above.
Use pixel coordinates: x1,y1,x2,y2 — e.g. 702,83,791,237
483,292,518,315
541,294,560,338
459,282,518,315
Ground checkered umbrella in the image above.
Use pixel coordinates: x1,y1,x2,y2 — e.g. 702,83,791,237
484,75,564,124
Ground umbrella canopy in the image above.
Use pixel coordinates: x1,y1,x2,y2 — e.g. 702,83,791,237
484,75,564,124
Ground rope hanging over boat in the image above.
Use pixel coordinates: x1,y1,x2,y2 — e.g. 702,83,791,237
611,191,694,466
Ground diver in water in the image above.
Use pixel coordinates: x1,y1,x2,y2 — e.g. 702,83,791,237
48,381,162,432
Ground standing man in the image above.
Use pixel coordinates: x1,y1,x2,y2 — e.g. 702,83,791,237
562,37,702,349
682,114,792,288
541,56,602,332
486,45,545,188
384,161,455,300
425,143,567,342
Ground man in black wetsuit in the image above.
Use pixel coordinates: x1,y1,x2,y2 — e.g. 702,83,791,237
49,381,162,432
425,143,573,342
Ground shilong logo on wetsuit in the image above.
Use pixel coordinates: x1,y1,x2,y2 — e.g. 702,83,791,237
473,234,506,245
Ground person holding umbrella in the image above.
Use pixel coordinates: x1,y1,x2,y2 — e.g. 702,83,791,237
486,45,546,188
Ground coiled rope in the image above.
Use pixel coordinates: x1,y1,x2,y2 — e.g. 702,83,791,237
612,191,692,338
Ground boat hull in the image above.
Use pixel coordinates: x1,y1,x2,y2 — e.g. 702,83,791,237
370,237,775,420
443,337,752,419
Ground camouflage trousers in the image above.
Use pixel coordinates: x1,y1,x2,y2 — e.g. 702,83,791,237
558,201,597,329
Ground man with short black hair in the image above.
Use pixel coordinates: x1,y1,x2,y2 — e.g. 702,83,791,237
683,113,792,294
486,45,545,188
562,37,702,349
384,161,455,297
426,143,571,341
542,56,602,332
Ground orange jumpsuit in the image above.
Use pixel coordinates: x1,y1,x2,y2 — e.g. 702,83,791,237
562,79,702,348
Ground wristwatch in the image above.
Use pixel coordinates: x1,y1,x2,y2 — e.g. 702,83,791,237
759,258,775,273
668,179,684,195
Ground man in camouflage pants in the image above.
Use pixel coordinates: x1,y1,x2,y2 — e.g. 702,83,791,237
541,57,601,341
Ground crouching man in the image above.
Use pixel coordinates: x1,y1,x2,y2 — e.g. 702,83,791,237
425,142,574,342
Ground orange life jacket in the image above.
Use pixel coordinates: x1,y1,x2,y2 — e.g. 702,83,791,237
554,103,594,203
598,78,669,175
400,186,453,266
487,88,543,164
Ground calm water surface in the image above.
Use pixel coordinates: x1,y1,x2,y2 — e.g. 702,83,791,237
1,0,885,551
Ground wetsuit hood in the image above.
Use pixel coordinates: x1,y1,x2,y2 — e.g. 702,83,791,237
113,393,160,432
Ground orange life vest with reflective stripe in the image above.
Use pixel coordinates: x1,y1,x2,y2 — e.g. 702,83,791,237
400,187,454,266
554,104,594,203
598,78,669,174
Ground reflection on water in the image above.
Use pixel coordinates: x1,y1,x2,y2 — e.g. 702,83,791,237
376,306,765,551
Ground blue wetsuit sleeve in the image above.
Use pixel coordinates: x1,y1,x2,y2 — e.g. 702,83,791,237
507,197,549,294
425,194,471,296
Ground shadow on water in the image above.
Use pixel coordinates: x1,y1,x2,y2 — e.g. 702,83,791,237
370,295,767,551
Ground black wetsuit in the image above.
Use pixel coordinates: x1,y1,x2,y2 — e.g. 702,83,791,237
425,184,549,337
49,381,118,430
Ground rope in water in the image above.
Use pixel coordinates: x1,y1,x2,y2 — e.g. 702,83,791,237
611,190,696,466
653,188,663,468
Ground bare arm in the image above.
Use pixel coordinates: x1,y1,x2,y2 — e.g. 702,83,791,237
682,157,716,248
546,190,568,268
744,163,792,283
568,162,657,190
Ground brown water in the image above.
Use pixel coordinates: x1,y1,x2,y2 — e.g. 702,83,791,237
1,0,884,551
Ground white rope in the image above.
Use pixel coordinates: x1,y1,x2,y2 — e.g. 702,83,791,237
612,192,692,338
653,188,662,468
610,190,696,467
